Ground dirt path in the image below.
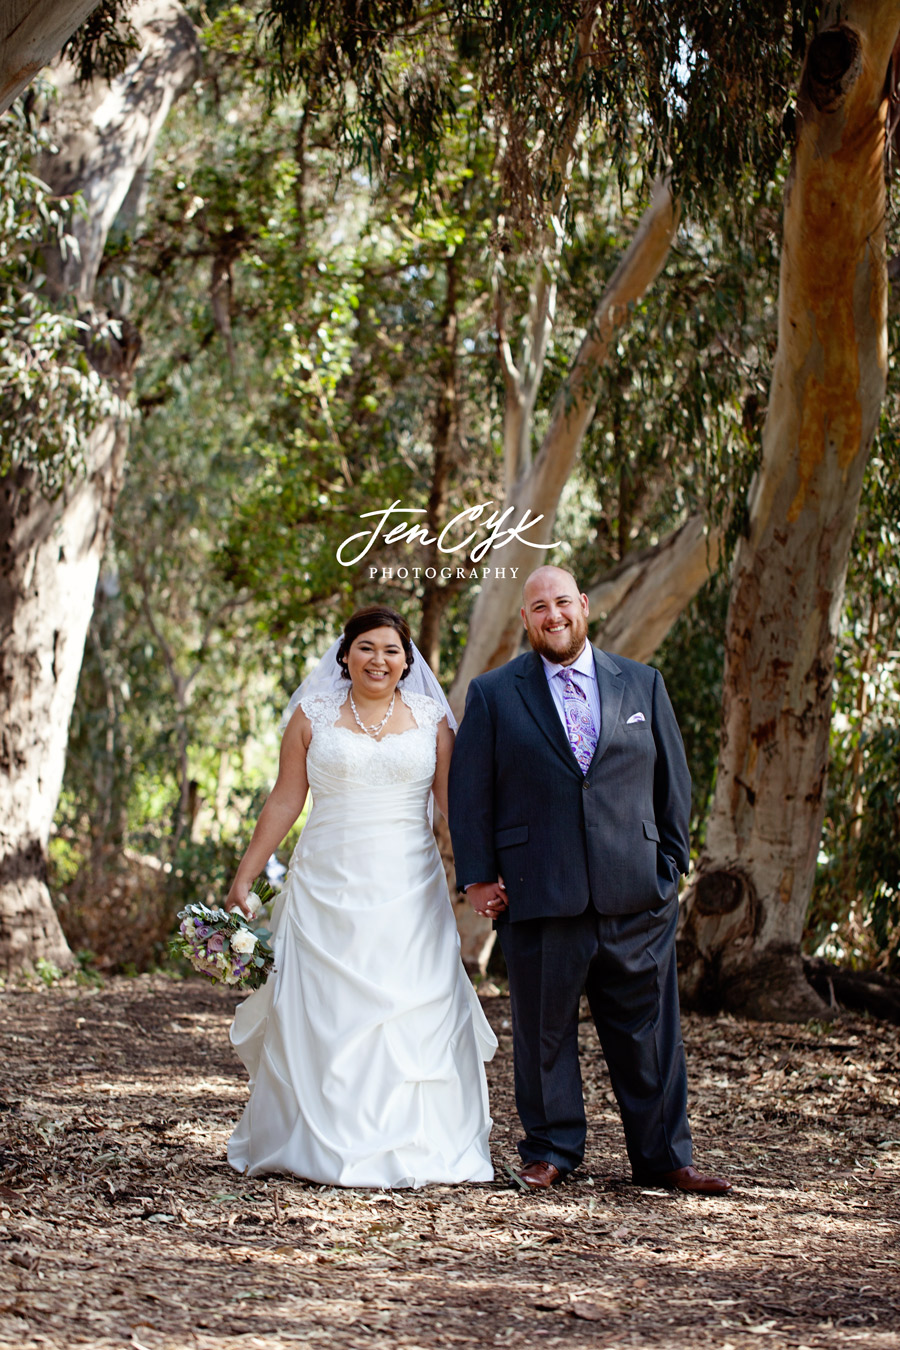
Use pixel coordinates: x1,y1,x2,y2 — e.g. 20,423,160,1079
0,975,898,1350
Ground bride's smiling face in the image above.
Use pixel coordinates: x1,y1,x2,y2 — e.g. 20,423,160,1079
345,626,407,697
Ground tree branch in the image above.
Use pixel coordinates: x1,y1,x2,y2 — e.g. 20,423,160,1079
590,514,725,661
0,0,102,114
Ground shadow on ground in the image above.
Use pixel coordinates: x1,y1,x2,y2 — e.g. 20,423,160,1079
0,975,898,1349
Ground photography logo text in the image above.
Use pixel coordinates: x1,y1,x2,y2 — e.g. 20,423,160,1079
336,500,560,580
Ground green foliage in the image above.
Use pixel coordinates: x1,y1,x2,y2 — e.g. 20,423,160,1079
810,411,900,970
854,727,900,959
653,578,729,845
55,3,801,967
49,0,899,981
73,950,105,988
60,1,140,84
560,165,779,579
34,958,64,988
262,0,815,223
0,98,120,489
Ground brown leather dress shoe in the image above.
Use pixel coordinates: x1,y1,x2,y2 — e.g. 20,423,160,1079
517,1161,561,1189
641,1164,732,1195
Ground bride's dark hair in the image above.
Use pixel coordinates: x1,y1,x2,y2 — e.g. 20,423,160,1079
337,606,414,680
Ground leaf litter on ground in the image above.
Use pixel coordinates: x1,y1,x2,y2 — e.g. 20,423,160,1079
0,974,898,1350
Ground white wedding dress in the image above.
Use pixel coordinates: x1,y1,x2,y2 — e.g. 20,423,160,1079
227,688,496,1187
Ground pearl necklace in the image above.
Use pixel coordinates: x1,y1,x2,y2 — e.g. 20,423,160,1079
350,690,395,739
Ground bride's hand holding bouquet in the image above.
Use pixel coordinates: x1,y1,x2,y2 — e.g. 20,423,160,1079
224,875,258,920
171,883,276,989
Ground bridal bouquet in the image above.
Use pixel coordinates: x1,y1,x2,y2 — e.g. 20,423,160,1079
171,892,275,989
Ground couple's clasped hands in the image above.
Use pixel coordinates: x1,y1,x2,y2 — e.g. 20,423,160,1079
468,876,508,920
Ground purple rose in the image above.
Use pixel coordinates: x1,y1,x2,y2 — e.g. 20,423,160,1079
194,924,211,939
206,932,225,953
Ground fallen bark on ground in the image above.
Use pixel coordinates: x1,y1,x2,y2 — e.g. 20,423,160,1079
0,975,898,1350
804,957,900,1026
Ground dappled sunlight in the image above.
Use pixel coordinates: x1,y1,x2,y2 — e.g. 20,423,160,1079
1,977,897,1349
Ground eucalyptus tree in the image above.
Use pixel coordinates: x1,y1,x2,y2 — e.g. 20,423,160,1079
8,0,898,1005
266,1,900,1007
0,1,104,114
0,101,102,973
50,7,501,959
191,1,811,972
54,1,817,984
262,1,809,710
48,6,761,972
0,1,199,973
678,1,900,1020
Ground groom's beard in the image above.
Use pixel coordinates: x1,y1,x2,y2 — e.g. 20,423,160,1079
525,613,589,665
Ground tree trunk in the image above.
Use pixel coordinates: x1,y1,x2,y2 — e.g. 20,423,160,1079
448,27,681,967
0,2,199,975
0,415,135,973
39,2,199,305
589,514,724,662
0,0,102,115
448,180,679,721
678,1,900,1022
418,253,462,675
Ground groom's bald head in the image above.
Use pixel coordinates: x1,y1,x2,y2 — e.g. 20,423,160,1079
521,566,589,666
522,565,581,605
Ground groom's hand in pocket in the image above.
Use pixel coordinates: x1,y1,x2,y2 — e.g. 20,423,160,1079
467,878,508,919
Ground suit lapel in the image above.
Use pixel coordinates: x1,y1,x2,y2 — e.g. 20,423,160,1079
588,648,624,771
515,653,583,777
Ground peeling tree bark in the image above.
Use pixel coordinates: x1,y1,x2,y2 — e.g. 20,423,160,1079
678,0,900,1022
0,2,199,974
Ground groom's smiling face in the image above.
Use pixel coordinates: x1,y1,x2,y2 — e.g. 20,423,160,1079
521,568,590,666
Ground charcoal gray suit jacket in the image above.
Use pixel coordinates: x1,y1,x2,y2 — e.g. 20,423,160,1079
448,647,691,921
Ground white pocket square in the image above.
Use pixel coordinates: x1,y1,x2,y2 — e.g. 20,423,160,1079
626,712,645,724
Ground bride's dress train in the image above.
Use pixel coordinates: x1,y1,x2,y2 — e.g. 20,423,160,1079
227,689,496,1187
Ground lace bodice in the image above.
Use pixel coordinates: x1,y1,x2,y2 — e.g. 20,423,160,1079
299,688,444,789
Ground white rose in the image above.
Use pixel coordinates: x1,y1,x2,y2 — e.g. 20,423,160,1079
231,928,257,956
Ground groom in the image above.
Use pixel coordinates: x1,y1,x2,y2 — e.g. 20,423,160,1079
448,565,730,1194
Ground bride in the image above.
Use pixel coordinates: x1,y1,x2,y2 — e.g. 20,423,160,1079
224,604,496,1187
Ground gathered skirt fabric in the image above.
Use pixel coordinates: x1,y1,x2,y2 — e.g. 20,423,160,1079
227,693,496,1188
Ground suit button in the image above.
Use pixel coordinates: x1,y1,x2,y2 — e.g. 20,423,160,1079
583,780,590,790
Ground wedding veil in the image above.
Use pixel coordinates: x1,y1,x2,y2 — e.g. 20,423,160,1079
280,636,457,733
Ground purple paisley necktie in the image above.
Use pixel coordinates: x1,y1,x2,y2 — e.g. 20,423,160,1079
560,670,598,774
